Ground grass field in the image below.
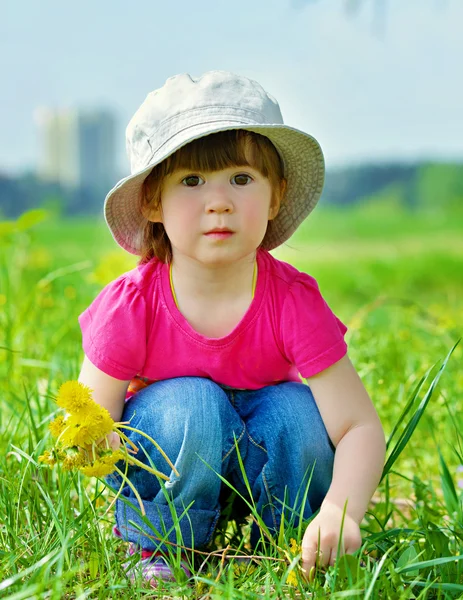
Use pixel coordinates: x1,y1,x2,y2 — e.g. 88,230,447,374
1,205,463,598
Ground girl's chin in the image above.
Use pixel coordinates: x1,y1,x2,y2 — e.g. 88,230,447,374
172,248,257,267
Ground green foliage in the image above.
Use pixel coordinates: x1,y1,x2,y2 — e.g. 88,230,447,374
416,164,463,212
0,208,462,597
321,161,463,214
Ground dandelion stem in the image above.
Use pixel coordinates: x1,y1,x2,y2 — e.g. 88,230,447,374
126,456,170,480
118,424,179,476
114,466,146,516
115,429,138,453
103,440,131,518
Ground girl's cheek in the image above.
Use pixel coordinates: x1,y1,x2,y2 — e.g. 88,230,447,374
247,203,268,220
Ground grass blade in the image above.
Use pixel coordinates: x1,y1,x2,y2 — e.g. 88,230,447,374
382,340,460,480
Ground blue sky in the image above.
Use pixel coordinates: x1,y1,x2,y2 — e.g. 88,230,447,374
1,0,462,176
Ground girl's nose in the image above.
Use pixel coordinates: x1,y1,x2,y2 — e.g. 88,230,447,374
204,184,234,213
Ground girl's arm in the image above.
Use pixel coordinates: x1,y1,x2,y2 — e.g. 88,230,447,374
78,355,131,423
78,355,131,450
302,354,386,573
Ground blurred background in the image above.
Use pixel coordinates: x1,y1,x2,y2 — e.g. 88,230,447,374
1,0,462,218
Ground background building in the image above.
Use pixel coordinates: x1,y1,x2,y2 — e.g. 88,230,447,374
35,107,117,196
35,108,80,189
77,110,117,195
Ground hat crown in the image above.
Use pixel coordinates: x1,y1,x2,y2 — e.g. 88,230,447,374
125,71,284,173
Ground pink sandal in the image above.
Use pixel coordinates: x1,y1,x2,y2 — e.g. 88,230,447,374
114,526,192,587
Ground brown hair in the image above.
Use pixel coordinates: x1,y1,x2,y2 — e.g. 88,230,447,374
139,129,285,264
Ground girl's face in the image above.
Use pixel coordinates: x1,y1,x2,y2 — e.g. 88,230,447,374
147,165,282,266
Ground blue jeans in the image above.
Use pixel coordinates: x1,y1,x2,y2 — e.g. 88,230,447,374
108,377,334,551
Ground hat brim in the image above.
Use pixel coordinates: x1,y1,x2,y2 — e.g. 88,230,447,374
104,121,324,255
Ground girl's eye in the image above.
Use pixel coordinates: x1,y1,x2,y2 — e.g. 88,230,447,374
232,173,252,186
182,175,204,187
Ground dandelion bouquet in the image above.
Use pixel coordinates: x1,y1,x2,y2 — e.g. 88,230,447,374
39,380,178,514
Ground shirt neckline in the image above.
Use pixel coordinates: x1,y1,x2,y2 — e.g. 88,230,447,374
169,258,258,308
161,249,268,346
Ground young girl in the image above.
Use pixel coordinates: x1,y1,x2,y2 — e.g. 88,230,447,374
78,71,385,586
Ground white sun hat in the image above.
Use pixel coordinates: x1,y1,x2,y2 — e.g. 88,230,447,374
104,70,325,254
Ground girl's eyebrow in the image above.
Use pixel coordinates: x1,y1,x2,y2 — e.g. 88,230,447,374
167,165,260,181
173,164,255,173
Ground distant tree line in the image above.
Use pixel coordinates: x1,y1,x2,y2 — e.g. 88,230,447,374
0,174,105,219
0,161,462,219
322,162,463,211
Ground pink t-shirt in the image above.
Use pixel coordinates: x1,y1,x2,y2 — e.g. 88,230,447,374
78,249,347,397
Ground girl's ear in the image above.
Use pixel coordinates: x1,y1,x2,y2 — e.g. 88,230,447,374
141,203,163,223
268,178,287,221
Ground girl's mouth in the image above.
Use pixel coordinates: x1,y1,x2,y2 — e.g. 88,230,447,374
204,229,234,239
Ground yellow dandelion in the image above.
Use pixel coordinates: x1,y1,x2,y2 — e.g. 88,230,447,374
99,450,125,466
38,450,57,466
49,415,66,438
286,569,298,587
56,381,93,413
59,416,86,448
85,406,114,436
62,448,85,471
59,408,114,448
42,379,174,502
289,538,301,554
61,458,75,471
80,460,116,477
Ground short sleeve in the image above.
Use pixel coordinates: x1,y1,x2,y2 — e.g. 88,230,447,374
78,276,147,380
280,274,348,378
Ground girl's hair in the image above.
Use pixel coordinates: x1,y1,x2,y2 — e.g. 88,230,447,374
139,129,285,264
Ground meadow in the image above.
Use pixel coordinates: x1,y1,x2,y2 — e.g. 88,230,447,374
1,203,462,598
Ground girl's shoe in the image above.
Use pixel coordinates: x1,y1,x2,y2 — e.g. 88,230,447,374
123,543,192,588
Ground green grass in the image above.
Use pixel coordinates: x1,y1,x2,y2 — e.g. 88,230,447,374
1,205,463,598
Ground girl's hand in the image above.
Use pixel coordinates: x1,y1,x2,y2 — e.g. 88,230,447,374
301,502,362,575
96,431,121,451
106,431,121,451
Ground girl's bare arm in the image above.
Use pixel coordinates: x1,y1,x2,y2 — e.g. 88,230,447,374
78,355,131,423
309,354,386,522
302,354,386,570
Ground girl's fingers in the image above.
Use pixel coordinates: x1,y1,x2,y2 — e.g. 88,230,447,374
108,432,121,450
302,544,318,575
343,545,356,558
302,530,359,574
96,432,120,450
330,539,348,565
317,543,332,569
304,543,337,571
303,544,331,572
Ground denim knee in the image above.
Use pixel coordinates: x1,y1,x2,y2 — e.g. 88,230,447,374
243,383,334,459
119,377,243,477
238,382,334,529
